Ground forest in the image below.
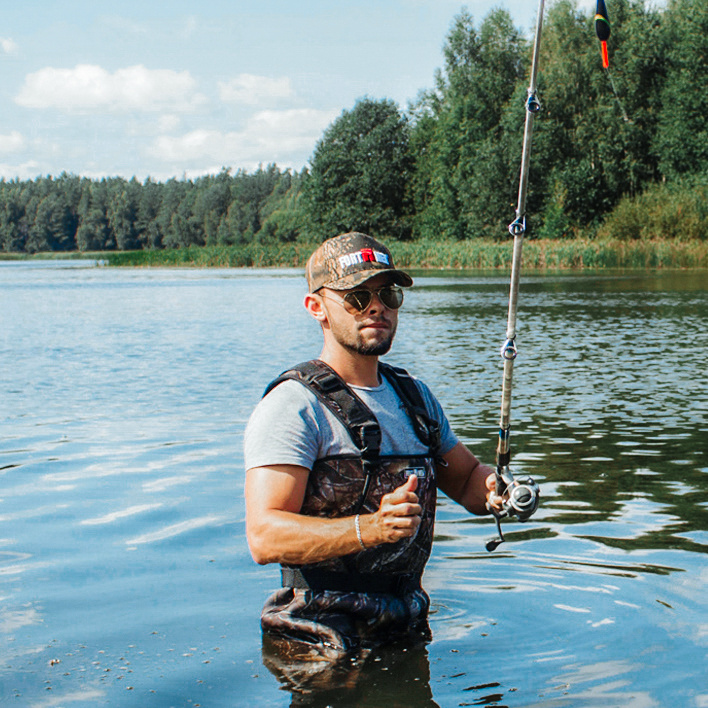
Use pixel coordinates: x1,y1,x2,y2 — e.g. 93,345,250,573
1,0,706,256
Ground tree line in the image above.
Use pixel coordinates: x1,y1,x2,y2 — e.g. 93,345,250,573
1,0,706,254
0,166,303,253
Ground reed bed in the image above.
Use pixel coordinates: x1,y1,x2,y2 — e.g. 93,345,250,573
106,242,316,268
7,238,707,269
109,238,708,269
381,239,708,270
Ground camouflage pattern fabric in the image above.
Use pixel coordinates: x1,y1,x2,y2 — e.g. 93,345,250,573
261,456,436,655
294,456,436,576
305,231,413,292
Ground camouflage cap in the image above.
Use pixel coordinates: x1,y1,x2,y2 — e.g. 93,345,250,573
306,232,413,292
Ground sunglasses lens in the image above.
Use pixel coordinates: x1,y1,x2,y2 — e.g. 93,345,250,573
343,290,373,312
379,287,403,310
342,287,403,312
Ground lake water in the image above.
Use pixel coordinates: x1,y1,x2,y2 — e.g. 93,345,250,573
1,261,706,707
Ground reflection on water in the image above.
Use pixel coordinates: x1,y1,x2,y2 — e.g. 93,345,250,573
1,263,706,706
262,636,439,708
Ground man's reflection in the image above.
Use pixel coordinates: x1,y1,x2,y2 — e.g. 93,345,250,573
262,627,440,707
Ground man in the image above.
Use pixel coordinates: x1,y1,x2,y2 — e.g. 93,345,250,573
245,232,501,664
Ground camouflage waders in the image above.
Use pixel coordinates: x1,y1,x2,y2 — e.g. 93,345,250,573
260,361,441,659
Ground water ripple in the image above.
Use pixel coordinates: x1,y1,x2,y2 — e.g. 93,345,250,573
2,265,705,707
124,514,227,546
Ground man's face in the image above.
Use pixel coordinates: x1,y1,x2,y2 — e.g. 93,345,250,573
319,273,400,357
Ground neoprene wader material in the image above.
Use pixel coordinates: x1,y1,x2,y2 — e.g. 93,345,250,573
259,360,442,657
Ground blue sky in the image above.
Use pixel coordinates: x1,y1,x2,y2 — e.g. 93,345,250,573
0,0,595,182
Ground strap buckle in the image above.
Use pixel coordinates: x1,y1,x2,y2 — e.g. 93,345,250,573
311,371,342,394
358,421,381,460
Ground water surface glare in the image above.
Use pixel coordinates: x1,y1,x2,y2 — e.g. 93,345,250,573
1,262,706,707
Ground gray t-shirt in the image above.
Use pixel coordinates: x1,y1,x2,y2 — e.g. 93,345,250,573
244,371,458,471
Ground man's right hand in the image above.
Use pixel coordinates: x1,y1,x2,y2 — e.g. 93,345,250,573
363,474,422,546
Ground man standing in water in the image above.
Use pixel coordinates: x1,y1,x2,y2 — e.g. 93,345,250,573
244,232,502,667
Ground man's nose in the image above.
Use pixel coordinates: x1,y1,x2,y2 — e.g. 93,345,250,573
364,291,385,313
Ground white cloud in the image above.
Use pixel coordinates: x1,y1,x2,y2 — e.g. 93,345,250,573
218,74,294,106
248,108,334,152
0,131,25,153
15,64,206,114
0,160,42,181
149,107,336,169
157,114,182,133
1,37,18,54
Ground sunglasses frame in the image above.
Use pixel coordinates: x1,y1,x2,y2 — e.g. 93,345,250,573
321,285,404,314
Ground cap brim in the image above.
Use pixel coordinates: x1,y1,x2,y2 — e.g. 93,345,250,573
327,268,413,290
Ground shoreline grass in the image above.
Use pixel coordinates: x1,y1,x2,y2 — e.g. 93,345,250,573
3,238,707,270
395,238,708,269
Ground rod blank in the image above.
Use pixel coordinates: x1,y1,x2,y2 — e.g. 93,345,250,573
495,0,546,473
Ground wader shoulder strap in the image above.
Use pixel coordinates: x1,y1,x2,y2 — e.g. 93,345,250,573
378,362,442,456
264,360,381,460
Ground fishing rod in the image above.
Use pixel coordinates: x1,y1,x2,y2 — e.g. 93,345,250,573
485,0,544,552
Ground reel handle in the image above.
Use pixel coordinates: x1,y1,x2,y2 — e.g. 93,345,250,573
485,467,540,551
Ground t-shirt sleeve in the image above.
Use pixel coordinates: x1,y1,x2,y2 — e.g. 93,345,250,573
413,378,459,456
243,380,322,471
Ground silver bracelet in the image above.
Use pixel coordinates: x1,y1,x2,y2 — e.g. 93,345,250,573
354,514,367,551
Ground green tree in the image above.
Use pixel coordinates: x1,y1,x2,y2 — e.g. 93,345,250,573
0,184,27,252
77,179,114,251
156,179,187,248
107,180,140,250
532,0,666,235
303,97,414,240
135,178,163,248
409,8,526,240
26,196,52,253
258,170,306,242
25,191,76,252
653,0,708,178
191,169,233,245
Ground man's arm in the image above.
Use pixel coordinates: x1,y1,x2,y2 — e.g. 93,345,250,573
436,441,499,515
245,464,423,566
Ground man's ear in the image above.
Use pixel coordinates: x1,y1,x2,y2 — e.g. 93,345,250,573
304,292,328,323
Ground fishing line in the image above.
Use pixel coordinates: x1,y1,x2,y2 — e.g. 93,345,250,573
604,68,630,122
595,0,630,123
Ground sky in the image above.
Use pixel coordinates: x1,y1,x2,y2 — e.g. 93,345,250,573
0,0,597,183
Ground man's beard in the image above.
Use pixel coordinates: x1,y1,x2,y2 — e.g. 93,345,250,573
335,321,397,357
342,336,394,356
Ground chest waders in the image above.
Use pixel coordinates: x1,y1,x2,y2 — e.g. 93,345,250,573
260,360,443,656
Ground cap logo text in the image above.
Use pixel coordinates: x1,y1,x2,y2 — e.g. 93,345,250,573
338,249,390,270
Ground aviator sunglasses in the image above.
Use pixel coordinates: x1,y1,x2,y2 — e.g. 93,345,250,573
321,285,404,314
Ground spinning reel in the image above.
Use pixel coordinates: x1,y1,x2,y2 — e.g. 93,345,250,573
486,468,540,552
